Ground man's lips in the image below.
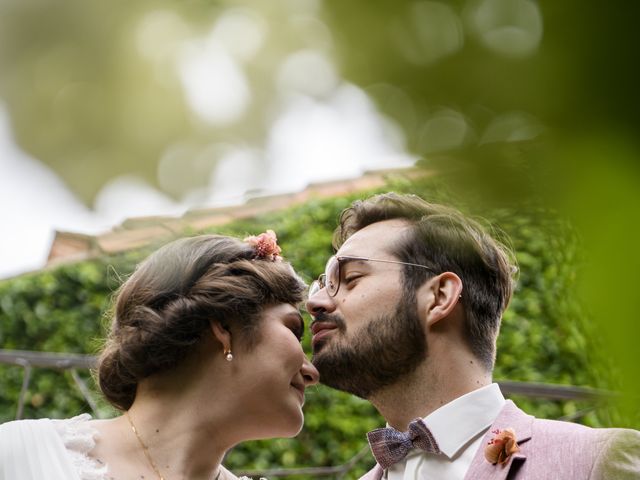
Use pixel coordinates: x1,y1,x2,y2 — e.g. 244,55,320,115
310,322,338,347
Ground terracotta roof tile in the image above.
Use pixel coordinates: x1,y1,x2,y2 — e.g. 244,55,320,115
47,167,424,266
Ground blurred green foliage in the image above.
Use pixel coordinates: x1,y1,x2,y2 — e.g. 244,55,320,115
0,176,634,478
1,0,638,422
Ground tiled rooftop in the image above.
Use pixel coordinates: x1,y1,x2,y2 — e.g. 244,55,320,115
47,167,424,266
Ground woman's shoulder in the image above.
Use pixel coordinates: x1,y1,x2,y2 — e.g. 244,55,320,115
0,416,56,451
0,416,94,479
51,414,109,480
0,416,52,432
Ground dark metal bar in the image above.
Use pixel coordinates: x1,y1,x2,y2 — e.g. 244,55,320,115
69,369,101,418
0,351,615,402
16,363,32,420
237,445,373,478
497,380,614,401
0,349,619,477
0,349,96,370
0,351,615,401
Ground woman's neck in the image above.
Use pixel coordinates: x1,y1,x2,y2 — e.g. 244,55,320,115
90,371,249,480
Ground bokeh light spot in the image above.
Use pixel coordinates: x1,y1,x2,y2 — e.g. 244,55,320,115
136,10,191,63
178,37,251,126
277,50,338,98
212,8,268,63
481,111,545,144
419,108,472,153
390,1,464,66
464,0,543,58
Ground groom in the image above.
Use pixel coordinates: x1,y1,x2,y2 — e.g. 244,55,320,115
306,193,640,479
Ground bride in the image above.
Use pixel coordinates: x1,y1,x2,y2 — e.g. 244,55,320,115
0,231,319,480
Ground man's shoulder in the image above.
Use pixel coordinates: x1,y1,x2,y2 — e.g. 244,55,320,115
532,415,610,436
471,401,640,478
530,413,640,444
514,405,640,477
507,401,640,452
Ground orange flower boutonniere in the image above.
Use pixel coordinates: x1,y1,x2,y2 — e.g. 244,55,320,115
484,428,520,465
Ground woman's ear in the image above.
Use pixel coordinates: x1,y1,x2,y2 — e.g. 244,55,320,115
209,320,232,355
424,272,463,327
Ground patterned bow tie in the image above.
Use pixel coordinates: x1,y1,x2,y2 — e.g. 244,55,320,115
367,418,441,470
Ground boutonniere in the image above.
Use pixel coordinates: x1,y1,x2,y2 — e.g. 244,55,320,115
484,428,520,465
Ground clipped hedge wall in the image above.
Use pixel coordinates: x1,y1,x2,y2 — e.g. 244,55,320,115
0,175,621,478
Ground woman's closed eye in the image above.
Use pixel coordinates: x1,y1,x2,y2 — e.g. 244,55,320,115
283,312,305,342
289,322,304,342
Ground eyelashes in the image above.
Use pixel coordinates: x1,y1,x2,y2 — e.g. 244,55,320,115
289,321,304,342
294,325,304,342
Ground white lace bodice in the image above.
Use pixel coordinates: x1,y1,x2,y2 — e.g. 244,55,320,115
52,414,108,480
52,414,264,480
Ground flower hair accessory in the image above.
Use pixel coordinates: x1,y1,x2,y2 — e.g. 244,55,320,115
243,230,282,261
484,428,520,465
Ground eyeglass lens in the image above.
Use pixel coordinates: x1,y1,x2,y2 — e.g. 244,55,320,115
325,256,340,296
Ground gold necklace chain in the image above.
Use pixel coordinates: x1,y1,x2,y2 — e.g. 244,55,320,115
125,411,221,480
126,410,166,480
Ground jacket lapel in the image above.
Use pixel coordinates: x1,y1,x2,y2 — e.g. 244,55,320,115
463,400,534,480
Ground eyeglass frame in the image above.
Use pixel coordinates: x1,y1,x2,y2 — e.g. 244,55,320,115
308,255,437,298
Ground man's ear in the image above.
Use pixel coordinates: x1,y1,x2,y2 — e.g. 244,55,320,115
209,320,232,353
423,272,463,327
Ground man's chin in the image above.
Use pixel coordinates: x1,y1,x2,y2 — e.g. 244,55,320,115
311,336,334,358
310,349,326,367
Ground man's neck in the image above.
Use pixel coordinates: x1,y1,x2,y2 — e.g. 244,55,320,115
368,354,492,431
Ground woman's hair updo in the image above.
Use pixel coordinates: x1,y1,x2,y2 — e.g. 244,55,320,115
97,234,306,411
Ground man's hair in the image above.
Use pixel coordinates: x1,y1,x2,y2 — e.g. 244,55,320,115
97,235,306,411
333,193,517,370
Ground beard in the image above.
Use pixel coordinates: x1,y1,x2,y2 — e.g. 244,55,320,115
311,290,427,399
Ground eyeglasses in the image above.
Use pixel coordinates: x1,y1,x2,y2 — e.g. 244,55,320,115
309,255,436,298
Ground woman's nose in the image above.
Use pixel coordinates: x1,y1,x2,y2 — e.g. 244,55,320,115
301,357,319,386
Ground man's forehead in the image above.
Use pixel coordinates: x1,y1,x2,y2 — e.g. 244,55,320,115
337,219,410,256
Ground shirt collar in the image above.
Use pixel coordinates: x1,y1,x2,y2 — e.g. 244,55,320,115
422,383,505,459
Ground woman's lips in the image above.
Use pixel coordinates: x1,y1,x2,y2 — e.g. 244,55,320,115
290,383,305,404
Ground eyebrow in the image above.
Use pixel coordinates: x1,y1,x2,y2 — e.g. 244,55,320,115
338,256,370,265
339,257,373,270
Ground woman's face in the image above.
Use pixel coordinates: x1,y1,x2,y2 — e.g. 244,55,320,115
233,303,319,438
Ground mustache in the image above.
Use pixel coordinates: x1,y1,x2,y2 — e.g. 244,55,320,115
310,311,347,331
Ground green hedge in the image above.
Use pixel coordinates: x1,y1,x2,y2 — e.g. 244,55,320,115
0,176,625,478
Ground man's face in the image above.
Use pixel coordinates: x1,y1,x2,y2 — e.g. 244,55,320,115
306,219,427,398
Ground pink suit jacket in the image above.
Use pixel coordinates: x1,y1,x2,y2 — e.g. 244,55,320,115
360,400,640,480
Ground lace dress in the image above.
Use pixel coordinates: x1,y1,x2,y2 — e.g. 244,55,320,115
0,414,263,480
52,414,108,480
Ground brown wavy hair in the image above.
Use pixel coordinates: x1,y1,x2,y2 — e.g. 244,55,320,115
97,235,306,411
334,193,517,370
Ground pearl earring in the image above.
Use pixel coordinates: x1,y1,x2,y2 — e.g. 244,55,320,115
224,349,233,362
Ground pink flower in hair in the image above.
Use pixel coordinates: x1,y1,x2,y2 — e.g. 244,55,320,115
243,230,282,261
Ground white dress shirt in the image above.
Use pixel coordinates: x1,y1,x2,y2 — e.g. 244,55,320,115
386,383,505,480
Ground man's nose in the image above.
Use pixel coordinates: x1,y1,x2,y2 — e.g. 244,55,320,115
306,287,335,317
301,357,319,386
